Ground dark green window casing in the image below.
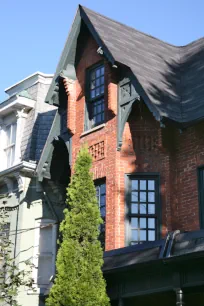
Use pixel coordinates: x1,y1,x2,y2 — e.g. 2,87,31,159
198,167,204,228
85,62,105,131
95,179,106,249
125,173,161,246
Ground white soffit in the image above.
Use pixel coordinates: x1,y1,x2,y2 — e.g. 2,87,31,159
0,96,35,116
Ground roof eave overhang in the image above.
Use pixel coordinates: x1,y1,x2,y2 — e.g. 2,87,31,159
0,96,35,117
103,250,204,275
45,6,116,107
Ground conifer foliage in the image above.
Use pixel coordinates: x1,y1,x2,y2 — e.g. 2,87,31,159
0,202,34,306
46,146,110,306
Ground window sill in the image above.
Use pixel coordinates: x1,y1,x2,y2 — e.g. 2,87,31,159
80,123,105,138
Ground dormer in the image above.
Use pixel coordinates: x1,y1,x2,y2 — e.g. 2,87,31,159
0,72,53,173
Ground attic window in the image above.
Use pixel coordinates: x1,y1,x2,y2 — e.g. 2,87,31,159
85,63,105,130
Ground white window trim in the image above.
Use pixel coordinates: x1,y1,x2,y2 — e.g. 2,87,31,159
4,122,17,168
0,109,27,172
31,219,57,294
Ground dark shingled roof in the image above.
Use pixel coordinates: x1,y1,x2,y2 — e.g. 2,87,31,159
81,6,204,125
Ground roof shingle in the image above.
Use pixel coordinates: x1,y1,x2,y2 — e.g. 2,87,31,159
82,6,204,124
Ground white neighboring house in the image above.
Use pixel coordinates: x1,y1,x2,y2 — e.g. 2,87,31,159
0,72,59,306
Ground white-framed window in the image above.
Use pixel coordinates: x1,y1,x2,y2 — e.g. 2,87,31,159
4,122,17,168
33,219,57,289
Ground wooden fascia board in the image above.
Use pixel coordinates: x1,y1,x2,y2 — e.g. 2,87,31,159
45,10,81,105
45,5,116,106
79,5,115,66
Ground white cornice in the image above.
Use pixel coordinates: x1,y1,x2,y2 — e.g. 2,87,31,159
0,96,35,117
5,72,53,97
0,161,37,181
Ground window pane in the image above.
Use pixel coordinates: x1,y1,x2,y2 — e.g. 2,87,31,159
100,194,105,205
148,218,155,228
148,204,155,214
140,192,146,202
91,90,95,98
101,184,106,194
101,76,104,85
148,192,155,202
95,181,106,247
140,218,146,228
11,123,17,144
132,230,138,241
11,146,15,166
96,87,100,96
100,66,104,75
38,255,52,285
140,204,147,214
100,206,106,218
131,192,138,202
140,230,147,241
148,180,155,190
97,104,101,113
100,85,104,94
39,225,53,253
96,68,100,78
90,80,95,89
96,78,100,87
6,126,11,146
7,149,11,167
140,180,146,190
131,204,138,213
131,180,138,190
131,218,138,228
148,230,155,241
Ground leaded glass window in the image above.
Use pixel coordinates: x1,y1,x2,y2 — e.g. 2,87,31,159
95,181,106,248
127,176,159,245
85,64,105,130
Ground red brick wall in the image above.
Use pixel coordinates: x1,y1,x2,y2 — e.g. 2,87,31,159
171,123,204,231
66,34,204,251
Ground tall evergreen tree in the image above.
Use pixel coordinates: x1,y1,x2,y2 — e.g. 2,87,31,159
46,146,110,306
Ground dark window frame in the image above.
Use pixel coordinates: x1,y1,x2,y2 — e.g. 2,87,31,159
197,166,204,228
85,62,105,131
125,173,161,246
95,178,106,248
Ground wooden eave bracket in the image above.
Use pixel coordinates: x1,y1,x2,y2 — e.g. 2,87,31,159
117,76,140,151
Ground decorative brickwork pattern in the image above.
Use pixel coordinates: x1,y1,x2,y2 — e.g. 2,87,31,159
89,141,105,161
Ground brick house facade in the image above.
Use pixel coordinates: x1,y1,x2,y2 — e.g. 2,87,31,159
37,5,204,305
63,32,204,250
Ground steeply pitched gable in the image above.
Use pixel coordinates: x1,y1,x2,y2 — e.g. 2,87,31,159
46,5,204,126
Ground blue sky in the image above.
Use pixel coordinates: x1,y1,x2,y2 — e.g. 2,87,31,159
0,0,204,101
